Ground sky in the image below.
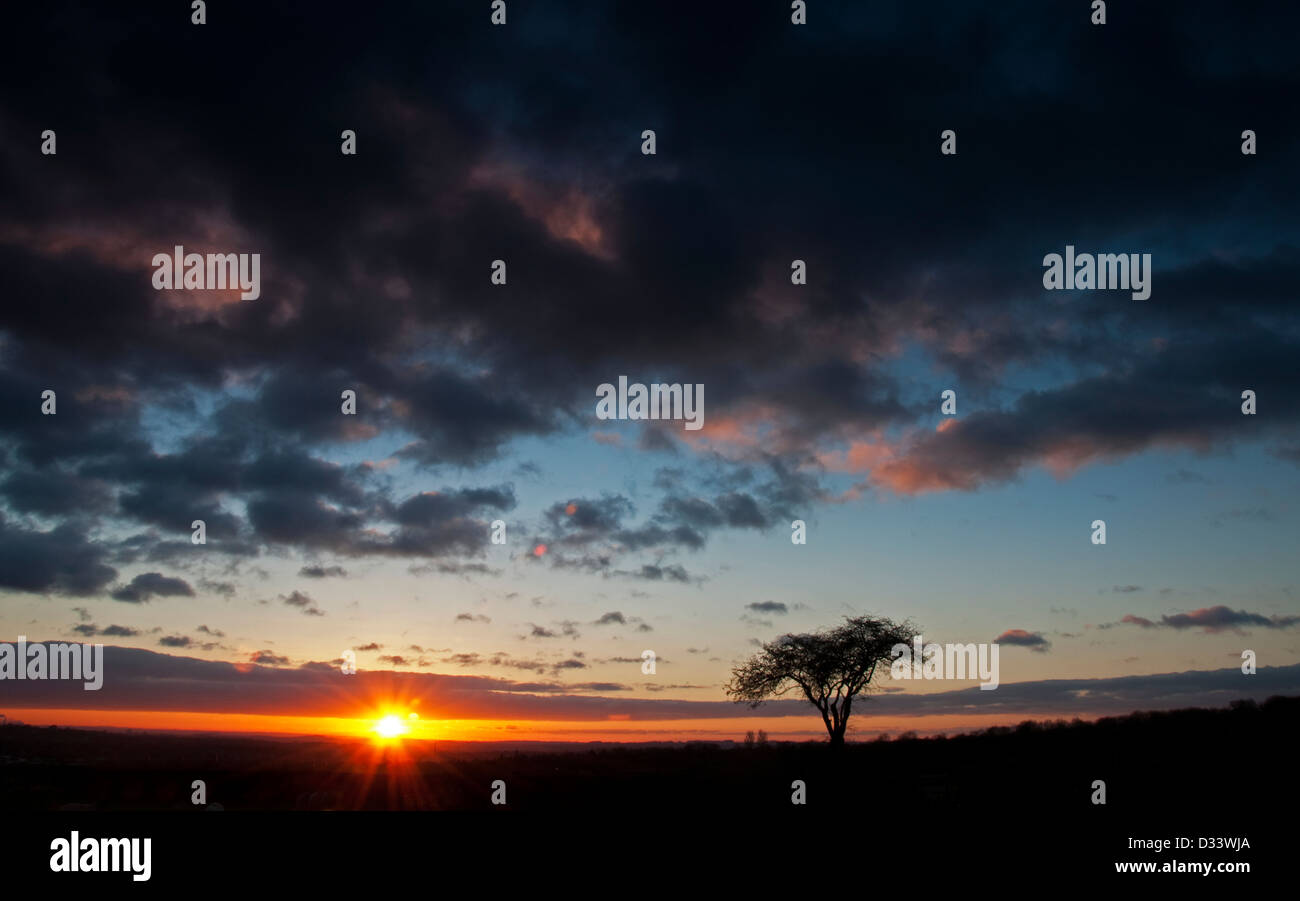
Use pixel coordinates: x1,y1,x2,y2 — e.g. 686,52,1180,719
1,0,1299,742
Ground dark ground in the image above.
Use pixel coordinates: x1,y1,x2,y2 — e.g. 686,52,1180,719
2,695,1294,814
2,698,1291,885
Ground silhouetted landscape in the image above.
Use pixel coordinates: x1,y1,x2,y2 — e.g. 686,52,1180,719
4,696,1294,815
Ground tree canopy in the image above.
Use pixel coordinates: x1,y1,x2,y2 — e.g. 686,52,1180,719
726,615,920,745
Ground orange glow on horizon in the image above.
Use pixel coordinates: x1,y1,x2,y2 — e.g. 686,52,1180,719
0,707,1094,743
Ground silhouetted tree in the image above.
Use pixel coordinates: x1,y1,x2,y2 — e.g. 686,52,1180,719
726,615,919,746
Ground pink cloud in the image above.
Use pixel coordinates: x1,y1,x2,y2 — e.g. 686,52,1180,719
469,162,614,260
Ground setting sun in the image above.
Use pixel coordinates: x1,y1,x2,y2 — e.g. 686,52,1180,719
372,714,410,739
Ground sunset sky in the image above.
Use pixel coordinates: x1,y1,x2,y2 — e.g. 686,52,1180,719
2,0,1299,743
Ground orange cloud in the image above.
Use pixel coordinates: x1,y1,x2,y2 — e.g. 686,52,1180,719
816,433,897,473
871,458,976,495
469,162,614,260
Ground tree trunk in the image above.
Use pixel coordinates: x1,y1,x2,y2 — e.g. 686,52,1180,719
830,717,849,748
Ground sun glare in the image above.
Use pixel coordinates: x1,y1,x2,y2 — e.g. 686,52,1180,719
372,714,410,740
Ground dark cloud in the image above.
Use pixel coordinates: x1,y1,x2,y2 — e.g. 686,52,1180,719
530,485,800,578
527,624,560,639
1,0,1297,610
0,515,117,596
414,561,502,577
874,333,1300,495
110,572,196,603
1119,606,1300,633
72,623,141,638
280,590,325,617
629,563,691,583
659,493,770,531
298,565,348,579
543,495,635,543
746,601,789,614
102,624,142,637
1,468,113,516
994,630,1052,653
394,486,516,526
